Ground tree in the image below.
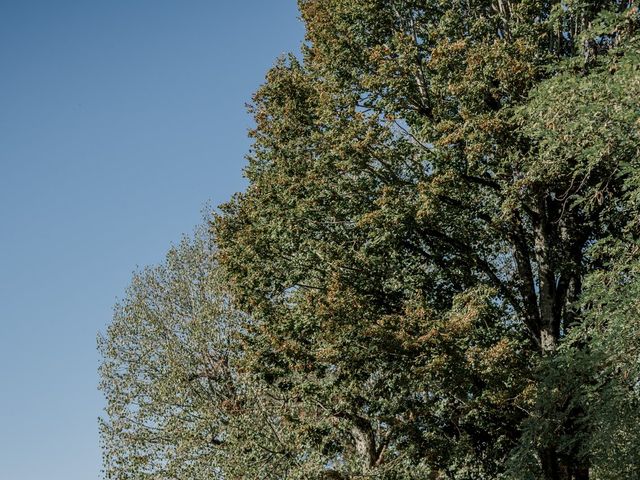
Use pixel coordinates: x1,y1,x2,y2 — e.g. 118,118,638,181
214,1,640,478
575,254,640,480
99,223,352,479
100,1,639,478
99,225,238,479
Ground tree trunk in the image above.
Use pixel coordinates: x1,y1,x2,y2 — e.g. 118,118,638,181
534,210,560,354
541,447,561,480
352,423,376,471
532,203,591,480
572,465,590,480
534,198,563,479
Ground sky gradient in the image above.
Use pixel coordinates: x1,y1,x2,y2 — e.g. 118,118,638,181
0,2,303,478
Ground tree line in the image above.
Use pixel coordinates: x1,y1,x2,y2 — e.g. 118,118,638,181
99,1,640,479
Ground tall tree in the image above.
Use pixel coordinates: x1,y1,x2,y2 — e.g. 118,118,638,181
99,225,237,479
99,223,341,479
215,1,640,478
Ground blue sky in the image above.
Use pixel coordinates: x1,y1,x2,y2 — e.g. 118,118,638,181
0,2,303,478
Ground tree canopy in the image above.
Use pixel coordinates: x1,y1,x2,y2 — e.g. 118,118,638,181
100,1,640,479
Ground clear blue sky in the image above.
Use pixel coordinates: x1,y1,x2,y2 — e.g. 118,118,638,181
0,2,303,478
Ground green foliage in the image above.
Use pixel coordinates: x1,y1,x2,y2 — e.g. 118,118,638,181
98,225,237,479
101,1,640,479
564,241,640,479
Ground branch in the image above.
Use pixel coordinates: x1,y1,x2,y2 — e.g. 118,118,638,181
417,225,524,320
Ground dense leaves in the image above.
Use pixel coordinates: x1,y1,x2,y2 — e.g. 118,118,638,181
101,1,640,479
